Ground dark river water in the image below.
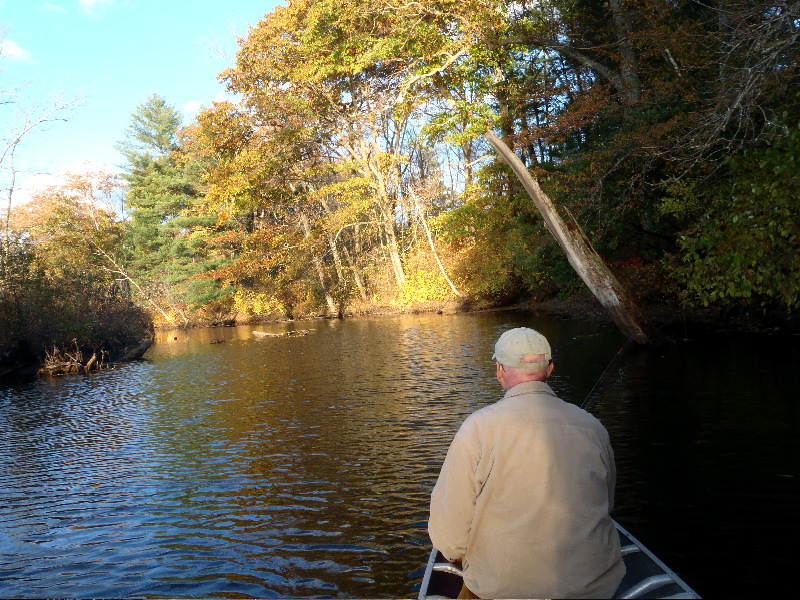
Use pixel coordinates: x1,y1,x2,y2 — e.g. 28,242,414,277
0,312,797,598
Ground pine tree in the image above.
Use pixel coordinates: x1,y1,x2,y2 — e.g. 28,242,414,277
117,94,225,325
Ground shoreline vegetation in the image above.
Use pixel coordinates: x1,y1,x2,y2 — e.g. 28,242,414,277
154,291,797,336
3,2,797,379
1,291,796,382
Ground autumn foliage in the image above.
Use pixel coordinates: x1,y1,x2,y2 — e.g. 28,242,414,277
1,171,151,377
4,0,798,359
178,0,796,320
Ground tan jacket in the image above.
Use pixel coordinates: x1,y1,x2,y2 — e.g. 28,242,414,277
429,381,625,599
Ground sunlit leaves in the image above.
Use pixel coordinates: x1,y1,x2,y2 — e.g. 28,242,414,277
117,93,183,159
1,171,150,355
179,0,800,317
11,171,123,283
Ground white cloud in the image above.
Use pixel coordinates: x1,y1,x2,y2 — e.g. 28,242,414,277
0,38,33,61
78,0,113,16
40,3,68,14
13,173,61,207
11,161,121,208
182,100,202,115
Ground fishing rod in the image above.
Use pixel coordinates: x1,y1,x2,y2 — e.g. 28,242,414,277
580,336,635,413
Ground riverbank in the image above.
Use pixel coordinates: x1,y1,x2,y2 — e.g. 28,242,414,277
0,337,154,383
158,293,799,337
5,294,794,383
531,296,799,335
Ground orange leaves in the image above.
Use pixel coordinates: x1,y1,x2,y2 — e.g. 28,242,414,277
11,169,121,240
8,169,124,287
193,102,253,159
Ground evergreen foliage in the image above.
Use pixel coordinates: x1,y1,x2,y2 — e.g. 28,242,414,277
161,0,793,321
117,94,230,324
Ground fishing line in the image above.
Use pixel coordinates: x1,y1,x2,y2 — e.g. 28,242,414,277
580,336,635,413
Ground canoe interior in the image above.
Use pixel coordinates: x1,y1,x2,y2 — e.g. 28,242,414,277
419,520,700,599
419,548,462,599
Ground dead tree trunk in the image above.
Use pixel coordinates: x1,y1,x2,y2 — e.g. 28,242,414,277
94,247,178,326
485,130,657,344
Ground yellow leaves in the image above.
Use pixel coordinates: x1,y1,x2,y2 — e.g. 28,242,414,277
5,172,125,289
312,173,374,213
193,101,252,158
375,150,409,171
187,225,215,240
400,267,455,303
232,290,281,315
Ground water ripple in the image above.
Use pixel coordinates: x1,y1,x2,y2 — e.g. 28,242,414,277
1,317,503,597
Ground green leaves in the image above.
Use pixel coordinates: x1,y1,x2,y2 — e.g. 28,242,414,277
116,93,183,160
116,94,234,322
664,124,800,311
100,1,800,322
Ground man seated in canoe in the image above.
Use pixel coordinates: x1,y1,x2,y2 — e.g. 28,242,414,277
428,327,625,599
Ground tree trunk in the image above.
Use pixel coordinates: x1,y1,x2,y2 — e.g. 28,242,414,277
2,144,17,260
485,130,657,344
319,196,368,302
607,0,642,107
379,203,406,287
298,212,338,315
494,79,523,202
410,191,462,297
326,230,346,283
340,243,368,302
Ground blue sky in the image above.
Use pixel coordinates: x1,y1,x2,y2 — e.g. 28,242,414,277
1,0,282,202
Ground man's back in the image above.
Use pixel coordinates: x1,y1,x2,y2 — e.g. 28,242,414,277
429,381,625,599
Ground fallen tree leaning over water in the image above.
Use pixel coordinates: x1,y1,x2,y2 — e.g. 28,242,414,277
485,130,659,345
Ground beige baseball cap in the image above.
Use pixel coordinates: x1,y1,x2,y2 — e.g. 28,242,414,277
492,327,552,369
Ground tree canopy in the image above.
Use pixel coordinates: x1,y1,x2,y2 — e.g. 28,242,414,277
177,0,796,320
1,170,150,374
133,0,798,323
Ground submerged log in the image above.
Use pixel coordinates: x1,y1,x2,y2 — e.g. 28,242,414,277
253,329,312,338
119,338,153,361
485,129,659,344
